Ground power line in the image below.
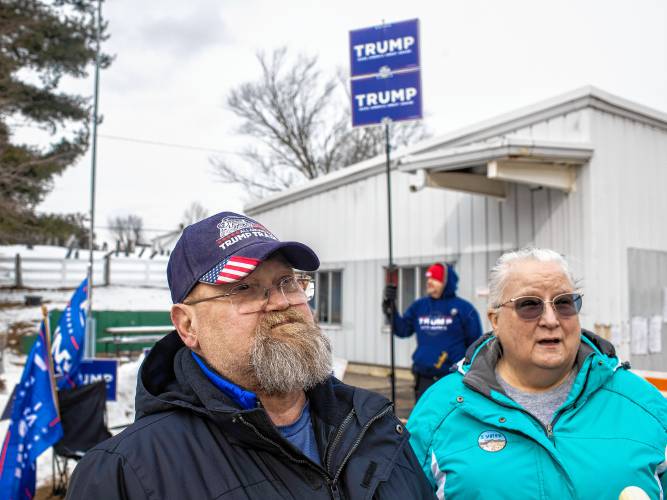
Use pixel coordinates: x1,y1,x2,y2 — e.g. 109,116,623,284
97,225,177,233
98,134,242,156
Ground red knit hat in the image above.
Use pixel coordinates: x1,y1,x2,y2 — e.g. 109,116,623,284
425,263,446,283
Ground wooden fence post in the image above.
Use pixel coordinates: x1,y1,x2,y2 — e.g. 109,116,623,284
104,254,111,286
14,254,22,288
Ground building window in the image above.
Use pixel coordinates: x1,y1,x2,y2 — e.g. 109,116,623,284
400,267,416,312
384,262,455,325
383,265,427,321
310,270,342,325
419,265,430,298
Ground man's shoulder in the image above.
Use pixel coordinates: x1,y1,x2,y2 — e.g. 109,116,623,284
445,295,477,314
90,408,199,457
325,377,394,420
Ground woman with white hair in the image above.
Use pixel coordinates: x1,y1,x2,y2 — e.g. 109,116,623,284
407,248,667,499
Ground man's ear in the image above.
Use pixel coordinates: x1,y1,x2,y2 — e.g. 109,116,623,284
171,304,199,350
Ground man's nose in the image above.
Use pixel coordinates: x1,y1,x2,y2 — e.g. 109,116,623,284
263,287,290,312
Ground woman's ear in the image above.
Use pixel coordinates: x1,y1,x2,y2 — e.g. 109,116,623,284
171,304,199,350
487,309,499,332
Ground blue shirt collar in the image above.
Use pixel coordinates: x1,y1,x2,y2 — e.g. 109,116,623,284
190,351,258,410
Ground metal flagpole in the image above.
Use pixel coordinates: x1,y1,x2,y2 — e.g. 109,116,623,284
384,118,396,404
85,0,102,358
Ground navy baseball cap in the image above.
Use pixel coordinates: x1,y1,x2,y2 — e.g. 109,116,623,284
167,212,320,303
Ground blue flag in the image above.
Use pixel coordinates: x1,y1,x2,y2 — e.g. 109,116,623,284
51,279,88,390
0,318,63,500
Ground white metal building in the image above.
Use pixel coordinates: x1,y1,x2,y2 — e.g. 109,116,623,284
246,86,667,371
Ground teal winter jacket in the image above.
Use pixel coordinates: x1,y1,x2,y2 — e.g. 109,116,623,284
407,331,667,499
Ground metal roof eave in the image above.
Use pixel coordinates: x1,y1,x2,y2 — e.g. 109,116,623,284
398,138,595,173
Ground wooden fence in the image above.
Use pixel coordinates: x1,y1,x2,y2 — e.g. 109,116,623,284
0,254,168,288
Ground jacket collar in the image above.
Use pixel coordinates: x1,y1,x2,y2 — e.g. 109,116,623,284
459,329,617,398
137,331,389,429
190,351,258,410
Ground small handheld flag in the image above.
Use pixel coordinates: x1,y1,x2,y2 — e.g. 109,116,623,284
51,278,88,389
0,307,63,500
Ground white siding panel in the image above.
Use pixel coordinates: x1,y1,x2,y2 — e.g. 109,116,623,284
506,110,591,142
532,187,551,248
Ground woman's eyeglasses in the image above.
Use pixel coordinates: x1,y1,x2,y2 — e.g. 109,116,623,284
496,292,583,321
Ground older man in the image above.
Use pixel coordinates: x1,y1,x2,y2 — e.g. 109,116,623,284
67,212,433,499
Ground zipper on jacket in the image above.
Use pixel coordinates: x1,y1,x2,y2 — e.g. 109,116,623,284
237,415,333,488
545,423,553,439
329,481,342,500
548,362,593,436
332,404,394,485
325,409,356,476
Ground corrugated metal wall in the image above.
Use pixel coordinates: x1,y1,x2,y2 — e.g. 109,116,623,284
627,248,667,370
587,111,667,329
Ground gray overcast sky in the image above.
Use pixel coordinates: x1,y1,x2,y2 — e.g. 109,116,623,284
36,0,667,244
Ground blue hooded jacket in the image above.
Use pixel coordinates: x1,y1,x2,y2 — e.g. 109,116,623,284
392,264,483,377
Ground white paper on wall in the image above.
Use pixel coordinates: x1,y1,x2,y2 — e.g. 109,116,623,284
631,316,649,355
610,324,622,347
649,315,663,353
614,321,632,361
621,321,631,345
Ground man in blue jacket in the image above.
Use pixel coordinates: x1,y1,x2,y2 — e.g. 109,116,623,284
67,212,434,499
385,263,483,400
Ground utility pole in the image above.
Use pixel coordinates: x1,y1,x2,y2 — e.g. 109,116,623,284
85,0,102,358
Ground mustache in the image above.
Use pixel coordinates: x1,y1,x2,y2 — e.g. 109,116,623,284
249,307,332,395
256,307,310,331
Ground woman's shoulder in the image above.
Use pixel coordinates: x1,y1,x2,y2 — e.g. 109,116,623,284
409,372,465,423
604,368,667,425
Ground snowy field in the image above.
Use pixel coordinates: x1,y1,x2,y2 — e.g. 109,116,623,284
0,244,170,261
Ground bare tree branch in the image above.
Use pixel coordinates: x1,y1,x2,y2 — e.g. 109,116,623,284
108,214,144,248
212,48,429,198
181,202,209,227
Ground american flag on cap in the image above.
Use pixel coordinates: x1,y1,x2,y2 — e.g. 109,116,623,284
199,256,260,285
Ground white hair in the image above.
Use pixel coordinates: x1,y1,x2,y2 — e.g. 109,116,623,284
488,248,577,308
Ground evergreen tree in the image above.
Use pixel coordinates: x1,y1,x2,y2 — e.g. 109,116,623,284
0,0,110,243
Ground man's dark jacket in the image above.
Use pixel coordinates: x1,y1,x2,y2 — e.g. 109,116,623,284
66,332,434,499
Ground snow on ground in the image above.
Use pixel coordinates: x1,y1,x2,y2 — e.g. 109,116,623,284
0,244,169,262
0,245,81,259
0,284,172,312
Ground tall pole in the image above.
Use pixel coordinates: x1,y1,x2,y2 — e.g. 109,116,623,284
86,0,102,358
384,119,396,404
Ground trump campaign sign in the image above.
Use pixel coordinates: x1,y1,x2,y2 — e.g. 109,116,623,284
349,19,423,127
349,18,420,77
78,358,118,401
351,70,423,127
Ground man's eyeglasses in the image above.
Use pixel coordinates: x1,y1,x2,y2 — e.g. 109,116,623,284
496,292,583,321
184,274,314,314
